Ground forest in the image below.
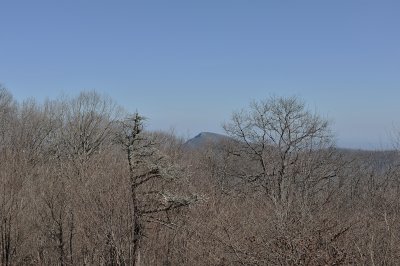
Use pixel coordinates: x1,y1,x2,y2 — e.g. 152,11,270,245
1,87,400,265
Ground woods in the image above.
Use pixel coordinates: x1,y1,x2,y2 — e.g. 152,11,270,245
1,88,400,265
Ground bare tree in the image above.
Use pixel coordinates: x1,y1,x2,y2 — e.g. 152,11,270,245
0,87,16,147
58,91,122,178
116,113,197,265
224,96,335,206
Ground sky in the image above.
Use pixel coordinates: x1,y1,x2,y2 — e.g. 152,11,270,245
1,0,399,149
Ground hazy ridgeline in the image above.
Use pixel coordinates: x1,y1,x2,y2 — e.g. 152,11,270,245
1,87,400,265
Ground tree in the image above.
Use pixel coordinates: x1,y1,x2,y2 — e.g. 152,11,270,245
59,91,122,177
223,95,336,209
33,91,122,265
116,113,197,265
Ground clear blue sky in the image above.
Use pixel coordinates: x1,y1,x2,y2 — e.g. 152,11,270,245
1,0,399,148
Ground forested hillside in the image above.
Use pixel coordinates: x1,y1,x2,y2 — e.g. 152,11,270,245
1,87,400,265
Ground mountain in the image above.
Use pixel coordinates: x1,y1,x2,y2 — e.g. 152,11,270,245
184,132,231,149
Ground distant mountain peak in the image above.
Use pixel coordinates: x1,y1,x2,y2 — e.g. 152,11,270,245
184,132,230,149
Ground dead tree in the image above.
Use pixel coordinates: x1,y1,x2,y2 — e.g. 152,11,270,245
116,113,196,265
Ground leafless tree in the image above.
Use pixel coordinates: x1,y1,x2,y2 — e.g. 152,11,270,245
115,113,197,265
57,91,122,178
223,96,336,206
